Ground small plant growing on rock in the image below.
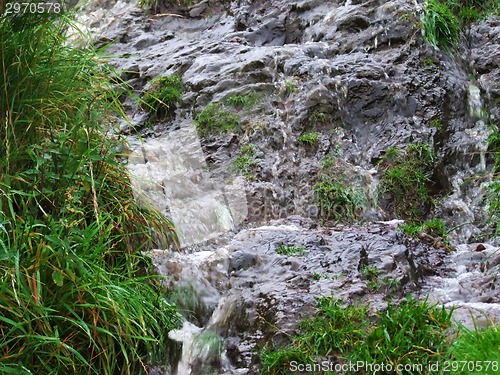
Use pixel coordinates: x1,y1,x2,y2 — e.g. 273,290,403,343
379,143,435,222
313,175,363,223
233,144,257,179
195,102,240,137
361,265,382,290
320,155,335,169
225,91,260,110
275,243,305,256
399,218,450,248
286,79,298,95
298,131,320,146
431,118,443,130
141,74,182,120
422,58,437,67
360,265,381,280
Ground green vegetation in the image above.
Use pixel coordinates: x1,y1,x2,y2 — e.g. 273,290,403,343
286,80,298,95
360,265,381,280
448,325,500,373
309,109,333,127
260,296,455,374
422,57,437,66
400,218,448,238
225,91,260,110
142,74,182,121
298,131,320,146
312,271,344,281
379,276,402,294
275,244,305,256
233,144,257,179
360,265,382,290
431,118,443,130
445,0,500,24
422,0,461,50
194,102,240,137
0,8,179,374
486,123,500,236
319,155,335,168
378,144,435,222
313,175,363,223
422,0,500,50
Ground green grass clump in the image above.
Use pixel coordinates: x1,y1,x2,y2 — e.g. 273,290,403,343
319,156,335,169
400,218,448,238
0,8,179,374
422,0,500,50
233,144,257,179
142,74,182,120
298,131,320,146
379,144,435,221
194,102,240,137
313,175,363,223
351,297,453,369
445,0,500,24
361,265,382,290
422,0,461,50
260,296,454,375
448,325,500,373
275,243,305,256
225,91,260,110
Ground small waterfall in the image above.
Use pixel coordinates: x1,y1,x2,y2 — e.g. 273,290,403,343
467,84,490,172
168,321,234,375
152,245,239,374
127,123,248,248
168,322,203,375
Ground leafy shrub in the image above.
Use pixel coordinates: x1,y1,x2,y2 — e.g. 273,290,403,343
194,102,240,137
142,74,182,120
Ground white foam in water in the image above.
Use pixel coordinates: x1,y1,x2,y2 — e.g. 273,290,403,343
168,321,203,375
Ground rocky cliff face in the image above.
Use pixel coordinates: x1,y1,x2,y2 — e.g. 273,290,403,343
77,0,499,373
82,0,498,243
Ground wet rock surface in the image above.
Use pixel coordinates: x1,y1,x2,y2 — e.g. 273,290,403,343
152,218,499,373
77,0,500,373
79,0,500,243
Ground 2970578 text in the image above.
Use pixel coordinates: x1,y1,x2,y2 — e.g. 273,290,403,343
4,1,63,15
